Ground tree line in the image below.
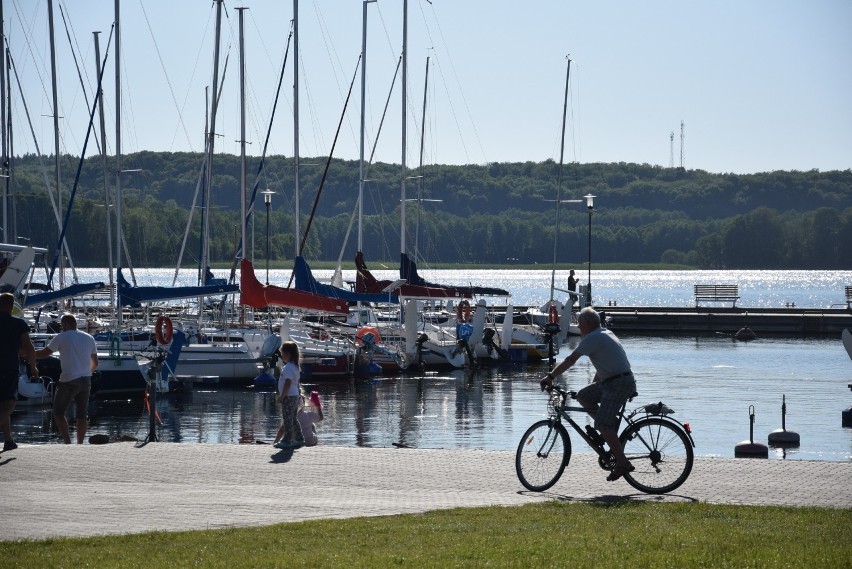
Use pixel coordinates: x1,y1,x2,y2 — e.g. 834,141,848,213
7,152,852,269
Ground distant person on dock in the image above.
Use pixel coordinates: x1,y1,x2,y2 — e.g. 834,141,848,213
273,341,305,449
567,270,578,305
298,391,325,447
35,314,98,445
0,292,39,452
540,307,636,482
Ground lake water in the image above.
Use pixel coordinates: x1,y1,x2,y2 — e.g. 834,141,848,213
13,269,852,461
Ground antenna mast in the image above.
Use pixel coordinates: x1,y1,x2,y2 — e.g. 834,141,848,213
679,120,685,168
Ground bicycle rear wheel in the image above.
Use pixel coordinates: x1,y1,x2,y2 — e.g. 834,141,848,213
620,417,693,494
515,419,571,492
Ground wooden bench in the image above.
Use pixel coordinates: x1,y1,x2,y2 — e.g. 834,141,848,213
845,286,852,309
694,284,739,307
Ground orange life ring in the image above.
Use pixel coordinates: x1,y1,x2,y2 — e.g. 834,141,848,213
355,326,381,345
548,304,559,324
155,316,173,345
456,300,471,323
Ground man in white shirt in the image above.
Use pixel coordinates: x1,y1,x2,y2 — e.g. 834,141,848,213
36,314,98,444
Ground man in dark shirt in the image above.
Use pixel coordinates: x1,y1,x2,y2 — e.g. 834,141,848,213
0,292,39,452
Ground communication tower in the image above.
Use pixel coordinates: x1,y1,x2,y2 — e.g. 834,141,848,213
669,131,674,168
679,120,685,168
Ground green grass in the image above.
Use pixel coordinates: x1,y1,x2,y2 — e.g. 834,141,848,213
6,502,850,568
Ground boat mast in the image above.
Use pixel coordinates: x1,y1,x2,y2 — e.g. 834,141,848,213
549,57,572,303
0,0,7,244
237,7,248,257
293,0,300,257
358,0,375,253
400,0,408,257
202,0,224,287
47,0,64,290
94,31,115,310
415,56,429,264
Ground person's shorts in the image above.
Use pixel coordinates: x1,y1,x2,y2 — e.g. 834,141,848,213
0,370,18,401
577,374,636,431
52,377,91,418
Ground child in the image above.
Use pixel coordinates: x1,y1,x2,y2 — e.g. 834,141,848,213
297,391,325,446
273,341,304,449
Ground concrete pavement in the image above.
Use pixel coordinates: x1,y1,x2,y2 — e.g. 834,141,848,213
1,443,850,542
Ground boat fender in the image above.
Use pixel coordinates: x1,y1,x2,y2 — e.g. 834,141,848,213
155,316,173,345
457,300,471,323
548,304,559,325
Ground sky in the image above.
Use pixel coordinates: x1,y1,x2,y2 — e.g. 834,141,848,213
5,0,852,176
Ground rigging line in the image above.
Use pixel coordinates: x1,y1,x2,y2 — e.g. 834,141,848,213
5,41,75,271
39,23,114,324
228,25,294,284
57,2,101,156
422,2,487,164
10,1,53,114
137,0,198,152
288,54,361,288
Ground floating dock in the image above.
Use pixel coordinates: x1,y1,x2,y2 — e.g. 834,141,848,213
599,306,852,337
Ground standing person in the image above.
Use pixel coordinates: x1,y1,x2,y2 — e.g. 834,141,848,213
273,341,305,449
297,391,325,447
567,269,578,305
540,307,636,481
35,314,98,445
0,292,39,452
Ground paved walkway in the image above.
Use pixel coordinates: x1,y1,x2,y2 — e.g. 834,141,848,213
2,443,850,541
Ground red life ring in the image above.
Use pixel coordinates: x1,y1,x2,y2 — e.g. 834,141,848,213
456,300,471,323
355,326,381,345
548,304,559,324
155,316,173,345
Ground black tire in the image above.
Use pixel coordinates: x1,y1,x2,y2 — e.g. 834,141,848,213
515,419,572,492
619,418,693,494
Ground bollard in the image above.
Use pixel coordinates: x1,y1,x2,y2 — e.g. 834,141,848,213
735,405,768,458
768,394,800,446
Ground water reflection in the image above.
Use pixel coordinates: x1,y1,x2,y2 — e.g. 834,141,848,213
10,336,852,461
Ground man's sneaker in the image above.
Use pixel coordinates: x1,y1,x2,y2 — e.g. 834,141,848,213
273,441,287,449
292,440,305,449
3,440,17,452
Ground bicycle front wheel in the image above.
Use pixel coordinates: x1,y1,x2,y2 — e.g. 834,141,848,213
620,417,693,494
515,419,571,492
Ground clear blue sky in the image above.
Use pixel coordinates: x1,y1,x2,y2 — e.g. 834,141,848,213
6,0,851,175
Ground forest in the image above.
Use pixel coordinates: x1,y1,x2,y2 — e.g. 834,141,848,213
6,151,852,270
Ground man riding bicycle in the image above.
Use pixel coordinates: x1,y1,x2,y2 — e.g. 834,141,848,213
540,307,636,481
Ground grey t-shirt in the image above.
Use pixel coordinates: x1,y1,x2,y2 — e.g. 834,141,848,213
571,327,632,382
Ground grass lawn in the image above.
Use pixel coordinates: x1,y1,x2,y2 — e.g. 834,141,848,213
6,501,849,568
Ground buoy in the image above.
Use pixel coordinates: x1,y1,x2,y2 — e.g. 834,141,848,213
842,406,852,428
735,405,768,458
768,394,800,446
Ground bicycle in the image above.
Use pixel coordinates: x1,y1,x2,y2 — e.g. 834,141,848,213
516,385,696,495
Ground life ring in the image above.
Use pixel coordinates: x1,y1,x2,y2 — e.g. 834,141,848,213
456,300,471,323
355,326,381,346
155,316,173,345
548,304,559,325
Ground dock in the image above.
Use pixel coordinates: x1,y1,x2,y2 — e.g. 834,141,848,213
599,305,852,337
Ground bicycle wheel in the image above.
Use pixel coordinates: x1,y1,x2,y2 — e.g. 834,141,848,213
515,419,571,492
619,418,693,495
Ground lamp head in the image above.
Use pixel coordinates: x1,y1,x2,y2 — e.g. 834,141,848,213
584,194,595,210
261,189,274,206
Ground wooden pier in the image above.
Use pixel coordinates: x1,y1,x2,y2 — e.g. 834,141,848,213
598,305,852,337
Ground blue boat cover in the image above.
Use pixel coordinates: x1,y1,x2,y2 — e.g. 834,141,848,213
118,268,238,308
293,256,398,304
24,281,106,307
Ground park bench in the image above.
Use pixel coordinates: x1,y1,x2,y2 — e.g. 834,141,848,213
845,286,852,309
694,284,740,308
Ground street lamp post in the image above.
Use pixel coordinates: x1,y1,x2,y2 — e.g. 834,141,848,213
261,189,274,284
584,194,595,306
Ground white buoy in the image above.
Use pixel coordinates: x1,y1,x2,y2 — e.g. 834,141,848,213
735,405,768,458
768,394,800,446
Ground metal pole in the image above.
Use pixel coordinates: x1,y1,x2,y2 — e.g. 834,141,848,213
265,200,271,284
587,209,591,304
